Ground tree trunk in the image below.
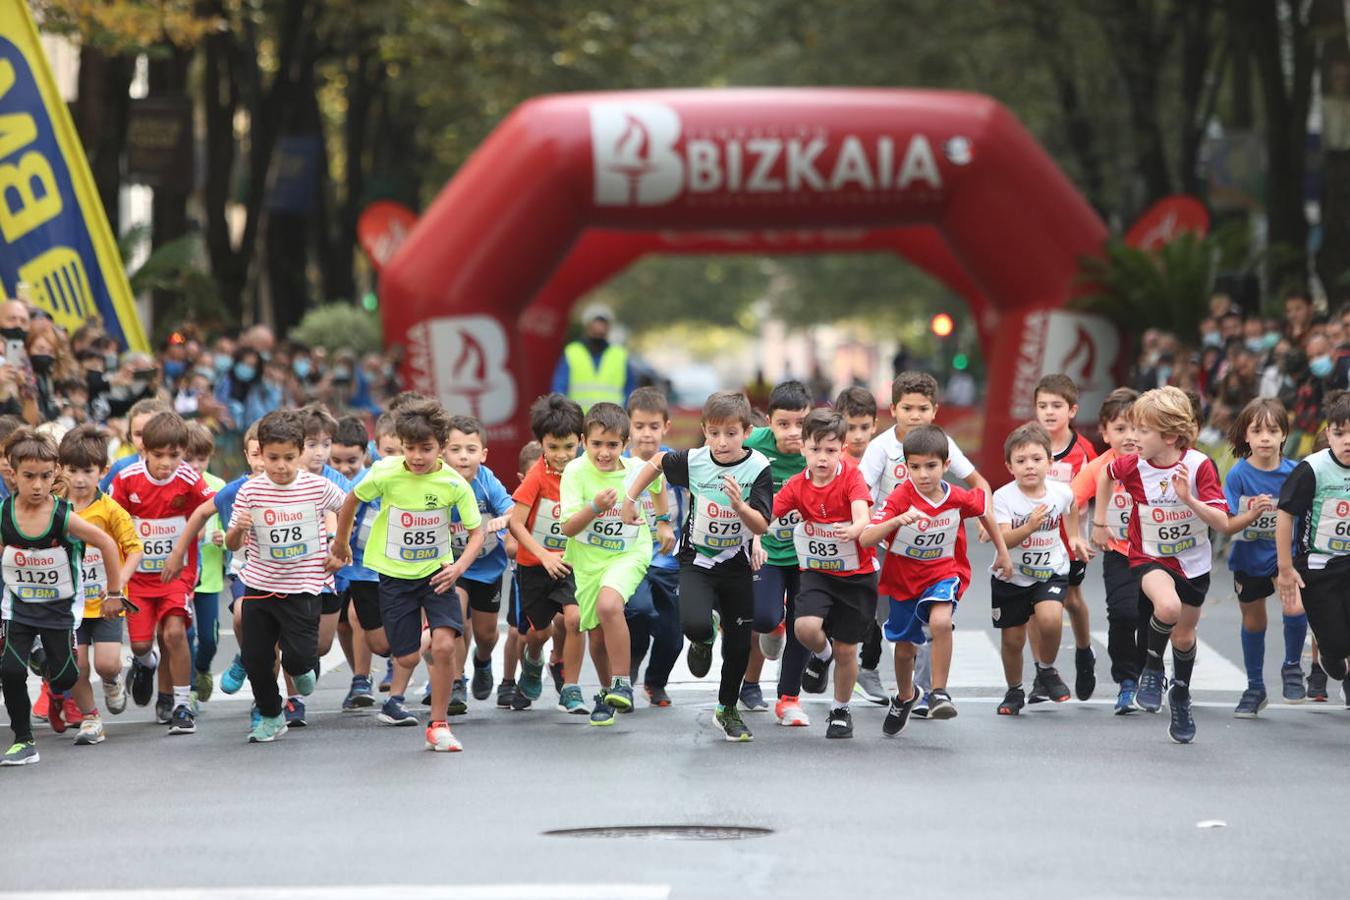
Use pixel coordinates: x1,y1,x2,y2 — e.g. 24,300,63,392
74,47,133,237
1098,0,1175,209
202,3,241,319
1315,0,1350,300
147,45,193,330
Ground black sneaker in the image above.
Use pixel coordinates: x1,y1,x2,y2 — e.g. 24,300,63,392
997,685,1026,716
883,690,919,735
510,687,533,711
1027,670,1050,704
801,656,830,694
168,704,196,735
1040,666,1072,703
686,641,713,679
447,678,468,716
1308,664,1329,702
927,689,957,719
154,692,173,725
549,661,565,694
1074,646,1097,700
496,679,517,709
128,658,155,707
1168,684,1196,744
825,706,853,739
715,705,753,742
470,660,493,701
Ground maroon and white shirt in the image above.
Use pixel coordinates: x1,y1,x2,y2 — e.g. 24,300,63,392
1108,449,1226,579
229,472,346,595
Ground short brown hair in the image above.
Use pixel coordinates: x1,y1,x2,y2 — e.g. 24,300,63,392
300,404,338,440
126,398,171,440
835,386,878,419
702,391,753,429
802,408,847,445
1098,387,1138,424
373,412,398,442
141,411,189,452
1132,387,1198,449
529,393,585,442
1004,422,1052,462
185,422,215,459
1329,391,1350,428
243,420,261,449
334,415,369,449
58,424,109,471
257,410,306,452
518,440,542,474
447,415,487,442
387,390,427,413
891,371,938,405
395,399,452,446
1034,373,1079,407
626,386,670,421
1228,398,1289,458
584,402,630,442
6,426,58,467
902,424,949,461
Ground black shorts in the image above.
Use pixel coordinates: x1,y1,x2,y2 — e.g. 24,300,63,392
516,564,577,633
320,591,343,615
346,580,382,631
1068,559,1087,587
1134,563,1210,608
459,576,503,614
378,573,463,658
794,570,878,645
1234,572,1276,603
75,617,122,646
1102,550,1140,619
989,574,1068,629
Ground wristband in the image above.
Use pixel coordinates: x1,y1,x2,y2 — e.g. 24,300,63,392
1092,521,1106,527
654,514,671,524
591,500,602,515
625,493,641,504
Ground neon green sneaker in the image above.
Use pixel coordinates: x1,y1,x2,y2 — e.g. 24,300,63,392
1,741,39,765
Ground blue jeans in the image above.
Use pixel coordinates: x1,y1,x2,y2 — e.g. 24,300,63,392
628,565,682,688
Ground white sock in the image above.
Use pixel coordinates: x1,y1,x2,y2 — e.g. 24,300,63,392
815,643,832,663
136,649,159,668
172,685,190,709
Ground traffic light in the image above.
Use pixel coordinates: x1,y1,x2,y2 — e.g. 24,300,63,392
930,312,954,338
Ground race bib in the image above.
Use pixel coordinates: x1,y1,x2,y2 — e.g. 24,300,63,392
4,546,75,602
1106,490,1133,542
354,507,374,553
450,521,499,560
690,499,746,552
1138,504,1202,557
82,546,108,603
135,516,187,574
583,512,639,553
385,507,450,563
1312,496,1350,555
770,509,801,544
530,501,567,553
1015,530,1066,582
889,509,961,561
254,503,321,562
1232,495,1276,543
1048,461,1075,484
792,521,860,572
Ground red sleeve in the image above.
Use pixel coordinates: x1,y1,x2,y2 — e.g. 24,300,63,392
1106,452,1138,483
958,485,987,519
110,472,128,507
771,475,799,519
1194,456,1227,506
1077,434,1098,464
844,466,871,505
512,464,541,507
190,471,215,505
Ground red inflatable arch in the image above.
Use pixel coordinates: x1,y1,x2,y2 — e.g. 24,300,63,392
381,89,1116,476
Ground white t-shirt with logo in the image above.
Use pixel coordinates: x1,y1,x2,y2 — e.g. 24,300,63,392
860,427,976,505
992,480,1075,586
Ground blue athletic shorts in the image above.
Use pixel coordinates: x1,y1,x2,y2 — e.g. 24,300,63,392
379,573,463,657
883,577,961,645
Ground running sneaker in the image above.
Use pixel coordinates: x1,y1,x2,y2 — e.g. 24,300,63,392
884,690,920,734
603,681,634,712
549,660,565,694
220,655,247,695
801,655,830,694
103,678,127,715
1134,666,1166,713
471,659,494,701
510,688,533,711
825,706,854,739
448,678,469,716
420,682,433,706
997,686,1025,717
1039,666,1072,703
377,696,418,726
128,658,155,707
168,705,196,735
759,623,787,661
927,689,958,719
1307,664,1329,701
63,696,84,726
853,667,887,705
250,704,262,730
425,720,463,752
284,698,307,728
47,689,67,733
1168,684,1196,744
738,681,768,712
1233,686,1268,718
292,670,316,697
644,684,672,708
1114,679,1138,715
194,670,214,702
774,694,810,727
346,675,375,710
1,741,39,765
378,658,394,692
74,716,106,746
341,681,363,712
1280,663,1306,703
33,681,51,723
1074,646,1097,701
154,692,173,725
520,654,545,700
497,679,518,709
557,685,588,715
1027,672,1050,705
715,705,753,742
686,640,713,679
911,690,930,719
589,694,616,727
1321,654,1348,681
249,714,288,743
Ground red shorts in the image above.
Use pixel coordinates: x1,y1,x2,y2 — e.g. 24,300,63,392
126,590,193,644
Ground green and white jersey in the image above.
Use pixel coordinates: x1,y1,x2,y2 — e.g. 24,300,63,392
1278,448,1350,570
662,446,773,570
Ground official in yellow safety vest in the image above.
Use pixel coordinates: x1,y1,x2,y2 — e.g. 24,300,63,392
551,303,633,411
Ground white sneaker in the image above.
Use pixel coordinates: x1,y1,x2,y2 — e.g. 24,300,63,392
759,626,787,661
74,716,106,745
425,721,463,752
103,678,127,715
774,695,810,727
853,668,888,705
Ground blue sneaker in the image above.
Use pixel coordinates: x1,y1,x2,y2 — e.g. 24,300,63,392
292,670,316,697
248,714,287,743
378,659,394,693
1233,686,1267,719
1134,667,1165,713
1281,662,1306,703
1168,684,1196,743
519,653,545,701
603,680,634,712
343,676,375,711
221,655,247,695
557,684,587,714
284,698,307,728
250,704,262,730
589,693,616,727
1114,679,1137,715
377,696,418,726
739,681,768,712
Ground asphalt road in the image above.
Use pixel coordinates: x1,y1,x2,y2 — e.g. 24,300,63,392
2,542,1346,900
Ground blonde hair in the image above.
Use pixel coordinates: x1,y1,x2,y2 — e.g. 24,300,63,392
1132,386,1198,449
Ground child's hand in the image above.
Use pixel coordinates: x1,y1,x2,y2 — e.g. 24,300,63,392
1251,494,1276,513
1171,464,1192,503
1277,567,1304,615
1070,536,1095,563
594,489,618,513
430,560,463,594
326,541,351,574
234,510,254,532
100,595,123,619
750,535,766,571
620,498,643,526
991,550,1014,581
160,548,185,584
1027,504,1049,530
540,549,571,580
487,515,510,533
893,508,921,528
976,520,992,543
656,520,676,554
720,474,743,506
841,519,866,542
1091,524,1112,550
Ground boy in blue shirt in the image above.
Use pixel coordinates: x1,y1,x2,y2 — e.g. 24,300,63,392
332,415,386,712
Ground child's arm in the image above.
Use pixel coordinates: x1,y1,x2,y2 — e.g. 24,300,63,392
619,452,668,525
842,498,871,541
977,505,1014,580
326,491,362,571
965,468,993,542
430,493,485,593
1064,498,1093,562
860,506,920,547
67,516,126,597
1171,462,1232,532
1091,466,1115,550
1216,496,1276,535
1275,510,1304,615
999,506,1047,550
224,505,253,553
160,498,220,583
507,501,570,578
563,489,617,537
651,485,676,554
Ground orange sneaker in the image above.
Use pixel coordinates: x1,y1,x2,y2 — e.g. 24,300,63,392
425,720,462,752
774,694,810,727
33,681,51,722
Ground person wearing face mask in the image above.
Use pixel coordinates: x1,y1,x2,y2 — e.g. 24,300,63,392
551,304,635,412
24,319,80,423
217,349,262,427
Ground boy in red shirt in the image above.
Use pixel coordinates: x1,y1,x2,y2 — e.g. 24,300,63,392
770,409,876,739
1034,373,1098,700
864,425,1012,730
110,411,216,734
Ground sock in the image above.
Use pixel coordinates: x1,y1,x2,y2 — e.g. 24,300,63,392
1282,614,1308,666
832,702,849,713
1240,627,1265,688
1173,644,1196,688
1034,661,1052,672
1145,616,1174,667
135,649,159,669
742,680,758,688
390,693,405,702
172,685,190,709
288,694,301,702
815,643,832,663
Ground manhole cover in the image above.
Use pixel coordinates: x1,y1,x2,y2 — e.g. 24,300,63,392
544,825,772,841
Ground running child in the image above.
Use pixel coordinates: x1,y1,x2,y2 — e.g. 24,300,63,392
496,440,541,710
329,399,484,751
863,425,1012,730
1034,373,1098,700
99,398,171,492
332,415,382,712
184,423,226,704
1093,386,1231,744
0,429,127,765
834,385,886,703
621,391,771,740
990,423,1089,715
1224,398,1302,717
206,423,263,698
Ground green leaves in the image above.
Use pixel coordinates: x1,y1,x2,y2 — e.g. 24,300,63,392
1074,233,1217,340
289,303,383,355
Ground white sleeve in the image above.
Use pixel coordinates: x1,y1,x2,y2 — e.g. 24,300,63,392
859,439,885,496
947,436,975,481
991,487,1013,525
